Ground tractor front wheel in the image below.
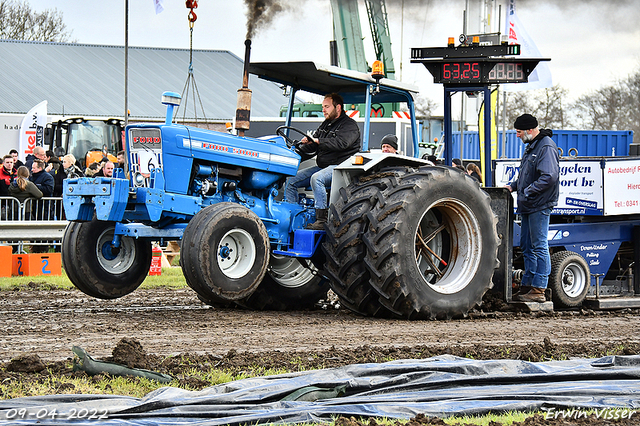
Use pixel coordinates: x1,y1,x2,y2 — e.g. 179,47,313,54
61,219,152,299
181,203,270,304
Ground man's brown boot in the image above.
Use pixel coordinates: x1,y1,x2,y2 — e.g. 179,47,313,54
308,208,328,230
518,287,546,303
512,286,532,301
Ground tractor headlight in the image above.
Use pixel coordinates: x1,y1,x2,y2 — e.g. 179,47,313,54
133,172,146,187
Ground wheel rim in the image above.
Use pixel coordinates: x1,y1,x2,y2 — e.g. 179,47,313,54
96,228,136,274
268,255,317,289
217,228,256,279
414,198,482,295
562,262,588,298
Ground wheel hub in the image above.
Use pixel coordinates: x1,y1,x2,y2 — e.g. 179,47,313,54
415,198,482,295
217,229,256,279
95,229,137,274
562,262,587,297
563,271,575,286
101,242,119,261
219,245,232,259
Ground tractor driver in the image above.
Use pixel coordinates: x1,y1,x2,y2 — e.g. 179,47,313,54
284,93,361,230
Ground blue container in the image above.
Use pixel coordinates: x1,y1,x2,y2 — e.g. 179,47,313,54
449,130,633,160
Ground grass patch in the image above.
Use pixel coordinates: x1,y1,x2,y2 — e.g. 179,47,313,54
443,412,531,425
0,267,188,292
140,266,188,289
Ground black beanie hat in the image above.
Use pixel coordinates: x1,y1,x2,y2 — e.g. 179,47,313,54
381,134,398,150
514,113,538,130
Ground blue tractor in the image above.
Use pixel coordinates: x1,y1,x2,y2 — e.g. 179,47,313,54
62,60,500,319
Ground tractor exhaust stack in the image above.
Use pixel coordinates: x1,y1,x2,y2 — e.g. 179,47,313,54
235,39,252,137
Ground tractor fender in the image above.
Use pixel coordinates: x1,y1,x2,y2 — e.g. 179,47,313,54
330,152,433,208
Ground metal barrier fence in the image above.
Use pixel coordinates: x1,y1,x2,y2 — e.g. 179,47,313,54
0,196,68,253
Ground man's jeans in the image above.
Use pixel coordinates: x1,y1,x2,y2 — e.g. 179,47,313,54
519,207,552,289
284,165,335,209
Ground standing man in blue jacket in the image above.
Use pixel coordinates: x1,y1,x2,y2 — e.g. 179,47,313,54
506,114,560,302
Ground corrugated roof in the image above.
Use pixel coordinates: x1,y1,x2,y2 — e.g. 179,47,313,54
0,39,287,121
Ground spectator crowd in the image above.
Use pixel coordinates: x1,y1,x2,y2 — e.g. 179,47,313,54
0,147,124,199
0,147,125,252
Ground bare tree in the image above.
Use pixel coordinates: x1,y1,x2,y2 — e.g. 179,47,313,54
572,84,625,131
620,71,640,139
499,85,570,130
0,0,73,42
568,66,640,142
414,95,438,120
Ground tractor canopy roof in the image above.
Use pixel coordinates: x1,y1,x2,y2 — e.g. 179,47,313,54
249,61,419,106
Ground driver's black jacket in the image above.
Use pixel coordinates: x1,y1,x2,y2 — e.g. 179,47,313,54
298,112,361,168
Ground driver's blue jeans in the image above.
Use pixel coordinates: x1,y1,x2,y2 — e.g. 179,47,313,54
519,207,552,289
284,165,335,209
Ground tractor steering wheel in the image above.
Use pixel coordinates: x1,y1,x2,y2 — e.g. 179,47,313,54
276,126,310,149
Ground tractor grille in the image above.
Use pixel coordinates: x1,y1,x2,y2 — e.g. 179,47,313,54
128,127,163,186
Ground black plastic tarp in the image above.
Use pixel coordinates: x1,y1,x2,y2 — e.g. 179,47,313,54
1,354,640,425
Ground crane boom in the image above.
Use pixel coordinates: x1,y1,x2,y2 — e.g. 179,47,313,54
330,0,368,72
365,0,395,80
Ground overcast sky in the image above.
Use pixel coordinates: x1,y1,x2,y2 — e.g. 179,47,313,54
24,0,640,117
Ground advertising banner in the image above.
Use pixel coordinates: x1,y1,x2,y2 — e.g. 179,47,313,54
494,158,604,215
18,101,47,162
603,159,640,215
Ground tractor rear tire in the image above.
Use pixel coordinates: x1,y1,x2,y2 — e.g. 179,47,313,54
325,166,500,319
61,219,152,299
181,203,270,303
323,172,402,317
549,251,591,308
363,166,499,319
238,255,329,311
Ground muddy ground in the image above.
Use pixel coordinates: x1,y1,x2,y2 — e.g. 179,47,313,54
2,285,640,425
2,286,640,363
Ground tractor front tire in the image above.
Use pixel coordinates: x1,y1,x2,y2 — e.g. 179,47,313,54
181,203,270,304
61,219,152,299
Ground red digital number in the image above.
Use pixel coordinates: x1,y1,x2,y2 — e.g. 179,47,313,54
453,63,460,79
443,63,451,79
443,62,481,81
462,63,470,79
472,62,480,79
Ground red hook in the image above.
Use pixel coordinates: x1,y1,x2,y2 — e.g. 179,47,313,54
186,0,198,23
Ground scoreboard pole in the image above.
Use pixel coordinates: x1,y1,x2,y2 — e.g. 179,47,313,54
443,85,492,186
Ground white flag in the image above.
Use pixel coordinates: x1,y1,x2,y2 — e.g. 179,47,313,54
153,0,164,14
503,0,552,91
19,101,47,162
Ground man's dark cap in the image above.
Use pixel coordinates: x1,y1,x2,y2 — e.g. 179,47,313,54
381,134,398,150
514,114,538,130
452,158,462,166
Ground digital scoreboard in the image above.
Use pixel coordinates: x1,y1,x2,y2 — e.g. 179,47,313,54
410,43,549,85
